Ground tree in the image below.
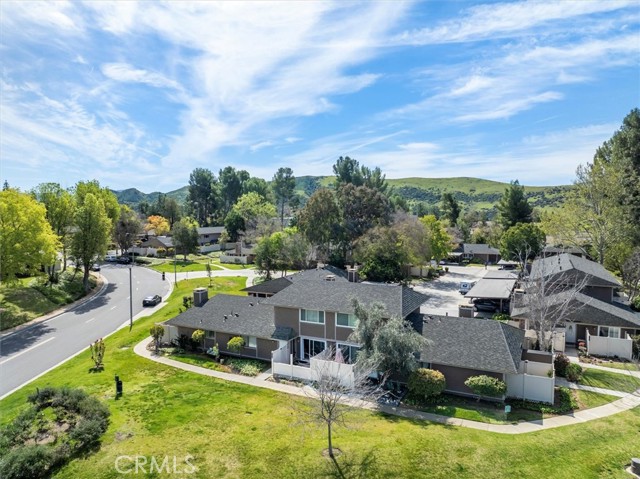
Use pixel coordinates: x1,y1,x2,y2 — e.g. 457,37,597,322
337,184,392,260
163,197,182,228
242,176,270,199
419,215,452,262
231,192,276,242
354,226,408,282
223,209,245,243
150,325,165,353
192,329,205,351
440,193,461,225
621,248,640,302
499,223,546,266
31,183,75,273
206,262,213,286
219,166,246,218
254,233,282,280
349,300,428,385
172,217,199,260
73,180,120,227
255,228,311,279
227,336,244,353
145,215,170,236
114,206,142,254
497,180,532,229
272,167,296,228
297,188,342,261
0,189,59,282
89,338,106,370
397,216,432,275
408,368,446,400
71,192,112,291
333,156,364,187
187,168,219,226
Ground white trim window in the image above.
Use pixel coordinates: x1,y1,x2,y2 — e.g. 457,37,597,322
301,338,326,360
300,309,325,324
206,330,215,339
599,326,621,339
336,313,358,328
337,343,360,364
245,336,257,348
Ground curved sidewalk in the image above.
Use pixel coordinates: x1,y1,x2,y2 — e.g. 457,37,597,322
134,337,640,435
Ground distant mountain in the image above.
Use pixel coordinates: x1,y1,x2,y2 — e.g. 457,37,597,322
114,177,571,215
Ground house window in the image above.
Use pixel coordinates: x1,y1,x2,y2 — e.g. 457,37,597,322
599,326,620,338
301,338,326,360
336,313,358,328
245,336,257,348
337,343,360,364
206,330,215,339
301,309,325,324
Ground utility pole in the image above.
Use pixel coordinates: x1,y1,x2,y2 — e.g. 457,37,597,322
129,266,133,330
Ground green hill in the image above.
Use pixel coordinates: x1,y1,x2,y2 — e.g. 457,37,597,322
112,186,189,207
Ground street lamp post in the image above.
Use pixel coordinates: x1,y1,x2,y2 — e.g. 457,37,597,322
126,233,133,330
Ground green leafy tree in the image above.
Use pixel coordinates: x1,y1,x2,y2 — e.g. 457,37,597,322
219,166,246,218
231,192,276,242
333,156,364,187
297,188,342,261
31,183,76,273
419,215,452,262
337,184,392,260
71,192,112,291
254,232,283,280
187,168,219,226
272,167,296,228
163,197,182,228
227,336,245,353
150,325,165,353
114,205,142,255
354,226,408,282
192,329,205,351
255,228,310,279
440,193,461,225
206,262,213,286
73,180,120,227
397,216,432,274
223,209,245,243
497,180,533,229
500,223,546,265
349,300,428,385
172,217,199,260
242,176,270,199
408,368,446,400
0,189,59,282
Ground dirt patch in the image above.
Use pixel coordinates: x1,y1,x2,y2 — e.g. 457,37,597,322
115,431,134,441
322,448,343,458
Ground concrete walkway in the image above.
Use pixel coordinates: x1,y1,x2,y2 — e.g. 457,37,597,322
564,347,640,379
134,337,640,435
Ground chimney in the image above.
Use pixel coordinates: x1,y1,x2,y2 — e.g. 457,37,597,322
193,287,208,307
347,265,360,283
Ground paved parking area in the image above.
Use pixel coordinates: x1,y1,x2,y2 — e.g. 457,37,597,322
412,265,489,316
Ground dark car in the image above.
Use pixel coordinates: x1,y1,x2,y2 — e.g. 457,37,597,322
143,295,162,307
472,298,499,312
117,256,132,264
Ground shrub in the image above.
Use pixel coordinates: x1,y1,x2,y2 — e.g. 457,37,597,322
227,336,245,353
492,313,511,322
69,418,106,446
408,368,446,400
632,335,640,359
0,445,53,479
631,296,640,312
464,375,507,398
554,353,570,377
565,363,583,382
150,325,165,352
228,359,262,376
89,338,105,370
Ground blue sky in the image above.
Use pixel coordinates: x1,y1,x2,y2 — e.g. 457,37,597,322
1,1,638,193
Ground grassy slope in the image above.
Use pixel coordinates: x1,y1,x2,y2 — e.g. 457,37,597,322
1,276,638,478
580,368,640,393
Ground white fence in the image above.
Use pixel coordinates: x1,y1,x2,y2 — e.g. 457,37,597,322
587,332,633,360
199,244,222,253
505,373,555,404
271,345,355,387
517,360,553,377
220,254,249,264
162,324,180,344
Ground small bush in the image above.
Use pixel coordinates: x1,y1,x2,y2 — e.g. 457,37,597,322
632,335,640,358
228,359,262,376
464,375,507,398
631,296,640,312
492,313,511,322
0,445,53,479
227,336,245,353
565,363,583,382
69,418,106,446
554,353,570,377
408,368,446,400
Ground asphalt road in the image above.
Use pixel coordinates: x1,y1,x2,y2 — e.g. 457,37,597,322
0,264,170,399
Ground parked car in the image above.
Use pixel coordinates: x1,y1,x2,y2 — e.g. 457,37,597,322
91,264,101,271
459,281,476,295
472,298,499,312
117,256,132,264
142,295,162,307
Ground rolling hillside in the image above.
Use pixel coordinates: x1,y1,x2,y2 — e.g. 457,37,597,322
114,177,571,215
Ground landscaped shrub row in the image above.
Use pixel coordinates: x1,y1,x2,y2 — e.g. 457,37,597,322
510,387,578,415
0,387,110,479
464,375,507,398
554,353,570,377
408,368,446,400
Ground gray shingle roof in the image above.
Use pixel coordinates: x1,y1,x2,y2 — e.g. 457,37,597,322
511,291,640,329
197,226,225,235
285,265,349,282
530,254,620,287
417,315,524,374
463,244,500,255
242,277,293,295
262,280,428,318
164,294,278,339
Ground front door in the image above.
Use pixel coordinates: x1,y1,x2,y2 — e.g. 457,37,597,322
565,322,577,343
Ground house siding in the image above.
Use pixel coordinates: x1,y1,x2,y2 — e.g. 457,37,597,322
335,326,354,342
274,306,299,335
325,312,336,341
583,285,614,303
430,363,502,396
257,338,277,360
300,322,325,338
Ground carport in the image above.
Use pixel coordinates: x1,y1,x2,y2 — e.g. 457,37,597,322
464,278,517,313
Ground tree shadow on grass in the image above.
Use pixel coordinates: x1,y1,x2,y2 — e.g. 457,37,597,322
322,449,381,479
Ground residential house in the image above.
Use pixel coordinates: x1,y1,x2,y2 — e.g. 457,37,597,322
242,265,348,298
511,254,640,359
197,226,225,247
459,244,501,264
541,245,587,259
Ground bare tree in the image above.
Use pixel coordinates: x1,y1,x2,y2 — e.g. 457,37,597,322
294,348,378,459
513,254,591,352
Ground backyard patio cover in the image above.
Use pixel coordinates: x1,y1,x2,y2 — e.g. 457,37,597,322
465,279,516,299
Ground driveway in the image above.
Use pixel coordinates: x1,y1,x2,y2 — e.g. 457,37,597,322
412,265,488,316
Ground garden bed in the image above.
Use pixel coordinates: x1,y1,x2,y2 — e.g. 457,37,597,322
159,348,269,377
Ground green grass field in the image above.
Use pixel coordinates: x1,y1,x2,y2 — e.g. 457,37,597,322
579,368,640,393
1,276,638,479
148,260,223,273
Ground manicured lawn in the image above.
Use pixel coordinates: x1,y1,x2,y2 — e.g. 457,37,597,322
1,276,639,478
580,357,640,372
574,390,620,409
579,368,640,393
212,259,255,270
148,260,223,273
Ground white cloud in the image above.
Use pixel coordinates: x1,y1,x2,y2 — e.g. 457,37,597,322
101,63,181,90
